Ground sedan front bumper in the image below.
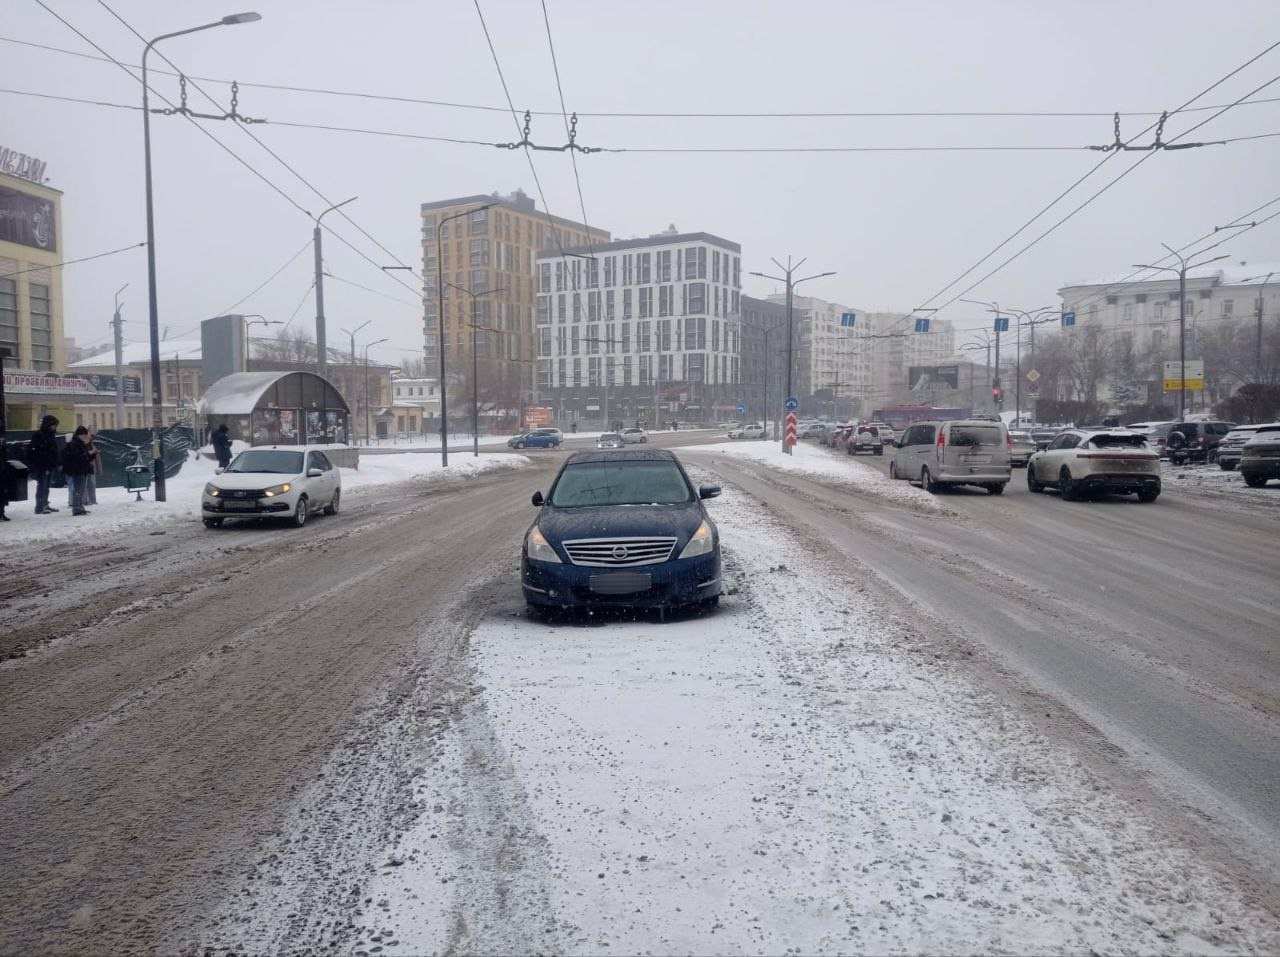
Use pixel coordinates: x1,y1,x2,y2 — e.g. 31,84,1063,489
202,496,293,515
523,551,721,609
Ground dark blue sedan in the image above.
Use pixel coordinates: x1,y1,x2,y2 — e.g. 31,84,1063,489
522,449,722,616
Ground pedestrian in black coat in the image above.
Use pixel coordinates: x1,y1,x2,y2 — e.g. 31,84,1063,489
61,426,94,516
29,414,60,514
212,424,233,469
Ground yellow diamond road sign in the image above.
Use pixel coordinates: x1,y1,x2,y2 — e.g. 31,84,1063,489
1026,369,1040,383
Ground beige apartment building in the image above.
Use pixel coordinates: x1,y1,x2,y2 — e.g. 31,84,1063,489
1,150,70,430
420,189,608,400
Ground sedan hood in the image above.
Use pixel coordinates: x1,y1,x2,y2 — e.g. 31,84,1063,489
538,501,705,546
209,472,299,490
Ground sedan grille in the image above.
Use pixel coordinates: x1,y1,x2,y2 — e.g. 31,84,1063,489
561,536,678,567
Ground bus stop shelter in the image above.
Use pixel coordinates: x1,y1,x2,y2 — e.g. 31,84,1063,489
197,371,350,446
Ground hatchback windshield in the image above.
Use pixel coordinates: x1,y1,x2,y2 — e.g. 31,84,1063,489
950,425,1002,447
550,460,692,507
226,450,304,474
600,433,622,442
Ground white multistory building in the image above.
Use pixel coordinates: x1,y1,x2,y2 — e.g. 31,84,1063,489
535,230,742,425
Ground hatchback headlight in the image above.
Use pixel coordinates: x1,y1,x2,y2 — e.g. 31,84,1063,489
262,482,293,497
679,520,715,559
525,526,562,564
204,483,221,497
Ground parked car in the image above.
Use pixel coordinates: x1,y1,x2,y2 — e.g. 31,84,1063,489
1239,425,1280,487
1026,429,1160,502
830,425,856,452
888,419,1011,494
1007,430,1037,467
596,432,625,449
508,428,563,449
1218,422,1279,471
849,425,883,456
202,446,341,528
1144,421,1235,463
1030,427,1060,451
619,427,648,444
867,422,896,446
728,423,766,440
521,448,722,615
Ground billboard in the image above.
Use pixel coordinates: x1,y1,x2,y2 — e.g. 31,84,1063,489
1162,360,1204,392
523,406,554,428
908,365,960,391
0,184,57,252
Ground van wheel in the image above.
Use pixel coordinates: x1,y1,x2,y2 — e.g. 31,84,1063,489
1059,467,1078,501
292,495,309,527
324,489,340,516
921,466,941,494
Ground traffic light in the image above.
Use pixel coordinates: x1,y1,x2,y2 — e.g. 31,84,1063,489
992,386,1003,401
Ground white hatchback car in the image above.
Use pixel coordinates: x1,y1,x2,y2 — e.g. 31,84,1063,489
1027,429,1160,502
202,445,342,528
620,427,648,444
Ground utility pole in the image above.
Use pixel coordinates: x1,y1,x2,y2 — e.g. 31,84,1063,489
361,337,388,445
341,321,370,441
1133,246,1230,421
112,283,128,428
1256,273,1274,383
749,258,836,452
313,197,357,380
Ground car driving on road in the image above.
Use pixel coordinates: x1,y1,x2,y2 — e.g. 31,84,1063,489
521,448,722,616
508,428,563,449
1239,424,1280,487
849,425,883,456
728,423,766,440
620,427,648,444
889,419,1011,494
1007,430,1037,467
1027,428,1161,502
1217,423,1277,471
596,432,625,449
202,446,341,528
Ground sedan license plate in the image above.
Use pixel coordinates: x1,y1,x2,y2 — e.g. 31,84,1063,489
588,572,652,595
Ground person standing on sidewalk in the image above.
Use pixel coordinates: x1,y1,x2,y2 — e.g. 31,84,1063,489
85,428,101,506
212,423,233,469
61,425,94,517
28,414,60,514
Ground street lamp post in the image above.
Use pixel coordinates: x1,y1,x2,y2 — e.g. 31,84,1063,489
435,203,495,466
749,258,835,453
361,337,388,444
313,197,357,379
961,299,1005,414
444,281,508,457
996,306,1055,425
340,321,371,442
141,11,260,501
1132,247,1231,421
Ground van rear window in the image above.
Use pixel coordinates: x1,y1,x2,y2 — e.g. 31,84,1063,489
949,426,1002,447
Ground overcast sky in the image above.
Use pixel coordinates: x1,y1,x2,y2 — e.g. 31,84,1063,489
5,0,1278,365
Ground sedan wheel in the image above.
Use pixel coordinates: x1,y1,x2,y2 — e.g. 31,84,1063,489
1219,460,1235,471
292,495,309,527
1027,464,1044,493
324,489,340,516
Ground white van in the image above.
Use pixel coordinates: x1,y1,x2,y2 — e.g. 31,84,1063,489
888,420,1012,495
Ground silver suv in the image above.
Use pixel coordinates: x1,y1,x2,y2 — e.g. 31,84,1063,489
889,419,1012,495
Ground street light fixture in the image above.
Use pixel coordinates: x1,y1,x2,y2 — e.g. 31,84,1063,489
434,203,496,466
445,280,509,457
312,196,357,378
140,10,261,501
1132,248,1231,420
748,259,836,453
361,337,389,445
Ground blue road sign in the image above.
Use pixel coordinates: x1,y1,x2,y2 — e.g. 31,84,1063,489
1061,310,1076,327
914,317,931,333
736,403,747,414
840,312,856,327
994,316,1010,333
784,396,799,412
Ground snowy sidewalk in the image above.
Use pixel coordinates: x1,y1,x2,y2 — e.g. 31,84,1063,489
338,482,1275,955
0,452,530,545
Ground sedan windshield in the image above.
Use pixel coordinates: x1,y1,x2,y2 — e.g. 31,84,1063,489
225,450,304,474
550,460,692,507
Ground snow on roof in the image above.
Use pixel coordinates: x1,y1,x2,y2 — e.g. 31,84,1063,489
71,339,202,367
197,371,294,415
1065,261,1280,290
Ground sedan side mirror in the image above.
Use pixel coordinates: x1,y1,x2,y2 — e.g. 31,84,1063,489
307,468,323,478
699,484,722,500
531,490,544,506
214,467,225,475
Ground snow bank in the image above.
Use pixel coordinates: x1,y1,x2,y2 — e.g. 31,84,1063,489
352,485,1275,955
691,440,949,512
0,452,529,545
1164,462,1280,513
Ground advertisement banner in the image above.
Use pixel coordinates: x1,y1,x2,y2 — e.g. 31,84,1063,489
83,373,143,396
908,365,960,391
3,370,98,395
0,184,57,252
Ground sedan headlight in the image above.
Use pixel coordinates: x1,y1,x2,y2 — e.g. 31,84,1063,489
262,482,293,497
678,520,716,559
525,526,562,564
204,483,221,497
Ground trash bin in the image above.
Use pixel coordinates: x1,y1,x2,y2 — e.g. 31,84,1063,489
4,459,29,502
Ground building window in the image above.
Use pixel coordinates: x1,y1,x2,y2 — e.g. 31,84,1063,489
572,357,582,387
639,354,651,385
622,254,633,286
637,252,652,285
1221,299,1234,316
536,295,551,324
539,326,552,357
29,282,53,370
1122,303,1134,321
639,287,652,318
571,326,580,355
658,318,672,351
623,356,633,386
688,353,705,383
572,292,582,322
556,327,567,356
557,293,567,321
637,320,651,352
713,250,721,283
1105,295,1118,305
588,356,601,387
605,289,616,320
586,323,600,354
733,256,740,288
687,282,706,314
658,285,673,317
588,290,601,321
658,249,672,282
622,288,633,319
0,278,18,361
540,262,552,293
587,258,599,288
469,238,489,266
603,256,616,287
468,207,488,235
